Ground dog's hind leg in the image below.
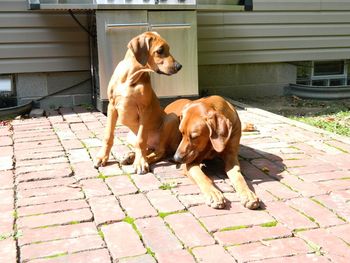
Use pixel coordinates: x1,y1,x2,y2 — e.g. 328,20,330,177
94,103,118,167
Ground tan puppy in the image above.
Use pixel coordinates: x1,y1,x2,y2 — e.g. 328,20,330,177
170,96,260,209
94,32,182,174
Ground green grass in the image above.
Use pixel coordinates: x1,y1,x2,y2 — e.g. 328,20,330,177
220,225,249,232
291,111,350,137
44,252,68,259
306,240,324,256
158,210,187,219
260,221,278,227
146,247,155,257
159,182,177,190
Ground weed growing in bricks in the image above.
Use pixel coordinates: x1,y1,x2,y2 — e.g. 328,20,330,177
97,173,108,180
260,221,278,227
98,229,105,239
158,210,187,219
123,216,142,239
306,240,325,256
159,182,177,190
44,252,69,259
219,225,249,232
146,247,155,258
311,198,347,223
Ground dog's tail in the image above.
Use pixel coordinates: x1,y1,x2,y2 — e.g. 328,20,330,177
242,122,257,132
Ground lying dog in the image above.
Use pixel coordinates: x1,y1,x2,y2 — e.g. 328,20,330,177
169,96,260,209
94,32,182,174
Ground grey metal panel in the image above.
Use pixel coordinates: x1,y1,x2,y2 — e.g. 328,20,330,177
0,1,90,73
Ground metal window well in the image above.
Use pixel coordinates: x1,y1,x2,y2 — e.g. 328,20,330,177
288,83,350,99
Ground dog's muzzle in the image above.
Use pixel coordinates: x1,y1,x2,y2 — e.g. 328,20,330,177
173,152,183,163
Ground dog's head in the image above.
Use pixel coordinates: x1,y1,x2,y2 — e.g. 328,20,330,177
174,102,233,164
127,31,182,75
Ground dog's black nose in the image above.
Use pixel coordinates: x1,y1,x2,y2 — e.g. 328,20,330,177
173,153,183,163
175,62,182,72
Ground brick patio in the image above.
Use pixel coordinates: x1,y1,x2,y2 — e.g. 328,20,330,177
1,101,350,262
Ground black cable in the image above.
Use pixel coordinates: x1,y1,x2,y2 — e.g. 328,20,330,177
35,78,91,102
68,9,96,38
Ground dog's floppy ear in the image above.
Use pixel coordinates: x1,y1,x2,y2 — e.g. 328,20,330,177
127,34,152,66
205,111,232,153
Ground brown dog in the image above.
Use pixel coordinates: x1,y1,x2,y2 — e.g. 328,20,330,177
169,95,260,209
94,32,182,174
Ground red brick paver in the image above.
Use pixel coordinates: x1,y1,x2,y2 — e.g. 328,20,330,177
102,222,146,260
2,103,350,263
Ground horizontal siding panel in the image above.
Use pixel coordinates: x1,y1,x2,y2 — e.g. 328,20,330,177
0,0,27,11
321,0,350,11
253,0,350,11
223,24,350,38
0,13,88,28
0,57,89,74
253,0,321,11
197,12,224,26
0,43,89,59
199,48,350,65
223,12,350,24
0,28,88,44
199,24,350,39
198,36,350,52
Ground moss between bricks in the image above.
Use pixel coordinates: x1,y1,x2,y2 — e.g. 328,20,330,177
220,225,249,232
43,252,68,259
311,198,347,223
122,216,143,240
260,221,278,227
158,210,187,219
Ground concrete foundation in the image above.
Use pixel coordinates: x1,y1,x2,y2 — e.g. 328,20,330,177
198,63,297,98
16,71,92,110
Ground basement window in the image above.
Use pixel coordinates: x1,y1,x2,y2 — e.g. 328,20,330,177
0,75,16,108
297,60,348,86
0,75,13,95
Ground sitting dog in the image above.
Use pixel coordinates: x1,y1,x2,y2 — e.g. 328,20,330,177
94,32,182,174
169,96,260,209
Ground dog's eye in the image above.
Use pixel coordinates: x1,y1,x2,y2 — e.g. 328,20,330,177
156,47,164,55
190,133,199,140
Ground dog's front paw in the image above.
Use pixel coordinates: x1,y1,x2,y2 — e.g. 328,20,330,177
240,189,260,210
203,185,226,209
120,152,136,165
133,155,149,174
94,150,109,168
